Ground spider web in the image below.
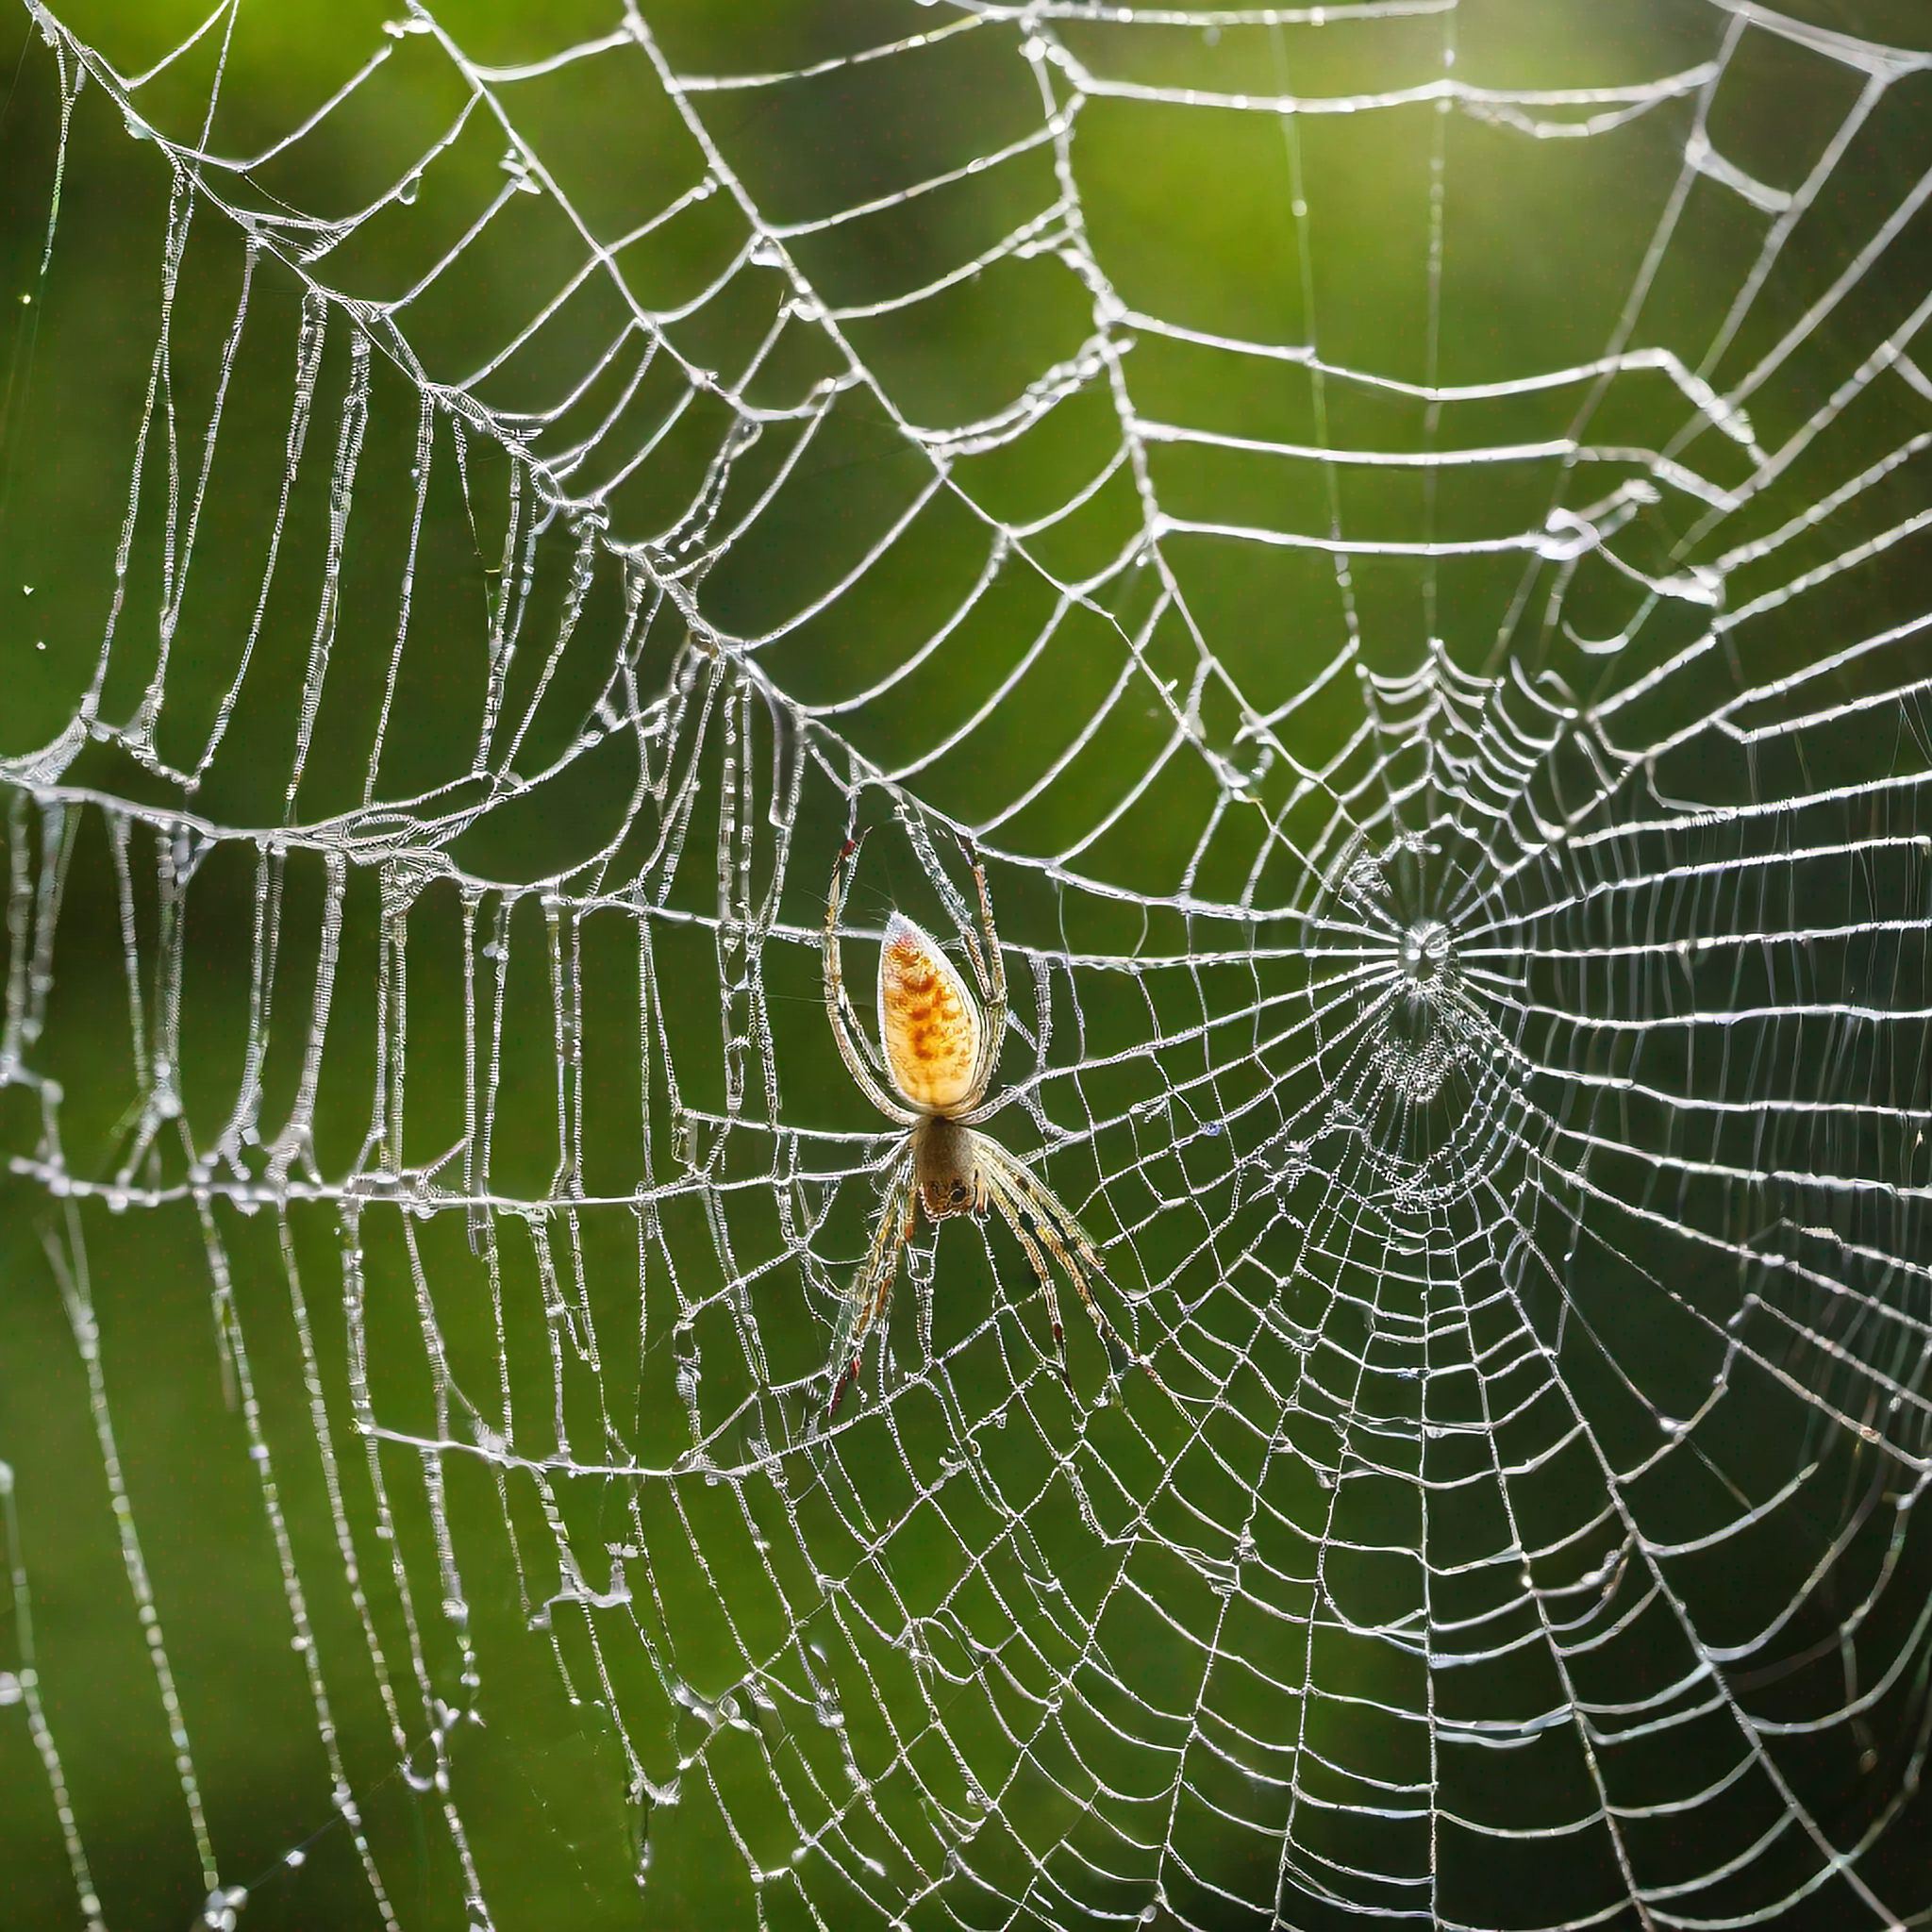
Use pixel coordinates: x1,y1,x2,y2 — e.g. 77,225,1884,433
1,1,1930,1927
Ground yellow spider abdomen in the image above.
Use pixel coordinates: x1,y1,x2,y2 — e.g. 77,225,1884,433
878,912,981,1112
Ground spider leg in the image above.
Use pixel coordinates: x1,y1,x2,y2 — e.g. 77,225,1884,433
956,835,1008,1108
826,1151,917,1424
979,1164,1072,1390
825,831,918,1126
976,1140,1168,1394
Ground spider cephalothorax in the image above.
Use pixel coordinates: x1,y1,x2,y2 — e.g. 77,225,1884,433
820,830,1158,1422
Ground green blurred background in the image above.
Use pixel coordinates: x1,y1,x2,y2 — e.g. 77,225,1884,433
2,1,1930,1927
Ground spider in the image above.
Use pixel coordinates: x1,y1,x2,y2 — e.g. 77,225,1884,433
820,829,1160,1423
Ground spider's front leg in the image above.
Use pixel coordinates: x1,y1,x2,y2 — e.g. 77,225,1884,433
978,1139,1168,1396
826,1152,917,1424
981,1166,1074,1390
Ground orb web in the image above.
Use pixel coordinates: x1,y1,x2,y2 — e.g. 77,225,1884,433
0,2,1929,1929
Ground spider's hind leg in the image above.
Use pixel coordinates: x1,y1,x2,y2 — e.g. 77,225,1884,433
956,835,1008,1102
824,830,917,1126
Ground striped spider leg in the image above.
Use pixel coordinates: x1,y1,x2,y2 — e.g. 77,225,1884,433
820,830,1160,1423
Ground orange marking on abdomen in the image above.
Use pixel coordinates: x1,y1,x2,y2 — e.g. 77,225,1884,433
879,915,980,1110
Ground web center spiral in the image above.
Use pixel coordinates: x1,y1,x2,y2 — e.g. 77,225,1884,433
1297,826,1530,1207
1398,917,1451,982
